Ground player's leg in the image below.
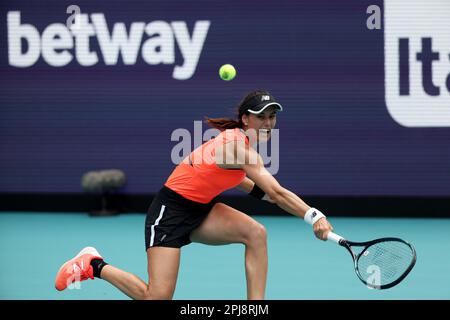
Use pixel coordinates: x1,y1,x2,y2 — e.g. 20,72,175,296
190,202,268,299
100,246,180,300
99,264,147,299
55,246,180,300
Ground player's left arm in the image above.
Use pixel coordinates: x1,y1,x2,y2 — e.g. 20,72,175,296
236,176,276,203
236,176,255,193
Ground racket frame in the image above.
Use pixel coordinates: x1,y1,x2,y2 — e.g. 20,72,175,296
330,233,417,289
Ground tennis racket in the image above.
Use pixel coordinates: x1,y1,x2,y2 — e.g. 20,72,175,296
327,232,417,289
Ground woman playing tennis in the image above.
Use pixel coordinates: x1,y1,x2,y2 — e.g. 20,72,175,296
55,89,334,299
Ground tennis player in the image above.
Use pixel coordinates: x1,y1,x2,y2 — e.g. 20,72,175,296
55,90,334,299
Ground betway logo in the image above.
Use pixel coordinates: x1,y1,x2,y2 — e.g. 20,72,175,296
7,11,210,80
384,0,450,127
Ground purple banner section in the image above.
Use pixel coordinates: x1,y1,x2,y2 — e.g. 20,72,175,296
1,0,449,196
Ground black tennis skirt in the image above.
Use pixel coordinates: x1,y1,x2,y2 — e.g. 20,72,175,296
145,186,218,249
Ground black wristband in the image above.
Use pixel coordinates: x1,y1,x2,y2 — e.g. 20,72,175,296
249,184,265,199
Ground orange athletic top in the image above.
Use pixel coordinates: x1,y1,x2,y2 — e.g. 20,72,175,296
164,128,249,203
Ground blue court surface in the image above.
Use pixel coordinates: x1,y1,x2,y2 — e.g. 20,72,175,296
1,212,449,300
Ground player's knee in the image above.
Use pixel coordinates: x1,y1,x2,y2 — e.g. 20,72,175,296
243,223,267,246
142,285,175,300
142,289,174,300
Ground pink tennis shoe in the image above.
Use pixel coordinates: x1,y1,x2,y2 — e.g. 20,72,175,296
55,247,103,291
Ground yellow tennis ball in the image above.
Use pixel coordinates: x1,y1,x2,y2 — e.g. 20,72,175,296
219,64,236,81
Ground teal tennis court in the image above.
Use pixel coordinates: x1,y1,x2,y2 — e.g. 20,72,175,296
1,213,449,300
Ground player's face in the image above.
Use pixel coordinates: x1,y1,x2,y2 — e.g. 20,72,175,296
245,107,277,143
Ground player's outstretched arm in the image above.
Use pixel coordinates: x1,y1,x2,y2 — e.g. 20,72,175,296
240,146,334,240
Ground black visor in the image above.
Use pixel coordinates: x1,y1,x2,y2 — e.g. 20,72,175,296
244,94,283,114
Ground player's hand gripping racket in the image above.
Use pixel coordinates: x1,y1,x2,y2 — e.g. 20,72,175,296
327,231,417,289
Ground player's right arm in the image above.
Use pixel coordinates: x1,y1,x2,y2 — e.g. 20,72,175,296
216,140,333,240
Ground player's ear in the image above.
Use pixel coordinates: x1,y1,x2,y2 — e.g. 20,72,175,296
241,114,249,126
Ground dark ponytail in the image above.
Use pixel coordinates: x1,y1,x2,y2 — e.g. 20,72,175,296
205,89,272,131
204,117,241,130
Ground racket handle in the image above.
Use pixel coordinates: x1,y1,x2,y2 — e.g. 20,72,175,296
327,232,344,244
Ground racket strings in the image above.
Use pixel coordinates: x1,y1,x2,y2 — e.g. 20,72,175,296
356,241,414,285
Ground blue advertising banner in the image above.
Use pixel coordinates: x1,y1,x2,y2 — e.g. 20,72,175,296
1,0,449,196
